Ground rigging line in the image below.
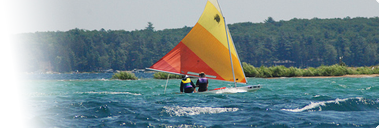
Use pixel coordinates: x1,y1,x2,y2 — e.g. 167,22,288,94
164,74,170,94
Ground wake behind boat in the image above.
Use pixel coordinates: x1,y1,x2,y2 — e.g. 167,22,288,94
199,85,261,94
147,0,261,93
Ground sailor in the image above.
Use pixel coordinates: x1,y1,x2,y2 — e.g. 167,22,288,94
196,72,208,92
180,75,196,93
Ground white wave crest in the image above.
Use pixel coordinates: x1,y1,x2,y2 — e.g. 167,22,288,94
164,106,239,116
201,88,248,94
215,88,247,94
75,91,141,95
281,97,362,112
100,78,108,81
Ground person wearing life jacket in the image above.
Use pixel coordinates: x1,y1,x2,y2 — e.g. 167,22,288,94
180,75,196,93
196,72,208,92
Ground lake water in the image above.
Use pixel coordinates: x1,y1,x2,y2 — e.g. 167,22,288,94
21,73,379,127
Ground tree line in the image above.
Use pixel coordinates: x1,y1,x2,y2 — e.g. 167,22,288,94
14,17,379,73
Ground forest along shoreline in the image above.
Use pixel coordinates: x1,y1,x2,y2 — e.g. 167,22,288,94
14,17,379,73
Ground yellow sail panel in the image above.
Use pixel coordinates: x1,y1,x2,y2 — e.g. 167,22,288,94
231,54,246,83
208,0,222,13
196,0,238,57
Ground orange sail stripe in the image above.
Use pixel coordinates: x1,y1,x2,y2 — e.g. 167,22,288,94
178,42,223,79
149,42,183,73
150,42,223,80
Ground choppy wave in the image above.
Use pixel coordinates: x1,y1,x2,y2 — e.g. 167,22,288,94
75,91,141,95
282,97,379,112
25,75,379,127
164,106,239,116
56,78,109,81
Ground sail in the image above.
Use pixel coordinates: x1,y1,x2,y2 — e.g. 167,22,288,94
149,0,246,83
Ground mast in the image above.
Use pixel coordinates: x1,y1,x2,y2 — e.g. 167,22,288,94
223,17,237,88
217,0,236,87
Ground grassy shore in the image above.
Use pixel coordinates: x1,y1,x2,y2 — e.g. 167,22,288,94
111,71,138,80
153,72,182,79
153,63,379,79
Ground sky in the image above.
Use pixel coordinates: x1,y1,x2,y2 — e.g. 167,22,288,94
3,0,379,34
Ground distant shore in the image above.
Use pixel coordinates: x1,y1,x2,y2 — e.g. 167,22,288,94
293,74,379,78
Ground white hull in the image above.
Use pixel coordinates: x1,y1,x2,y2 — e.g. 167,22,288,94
198,85,261,94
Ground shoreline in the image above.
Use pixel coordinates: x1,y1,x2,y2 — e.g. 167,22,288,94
262,74,379,79
295,74,379,78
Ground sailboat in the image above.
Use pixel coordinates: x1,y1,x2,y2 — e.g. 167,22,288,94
147,0,260,93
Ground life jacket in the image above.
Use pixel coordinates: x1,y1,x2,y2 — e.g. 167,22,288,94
197,77,208,92
182,78,193,88
198,77,208,84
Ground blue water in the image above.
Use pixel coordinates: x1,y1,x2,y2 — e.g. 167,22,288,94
23,73,379,127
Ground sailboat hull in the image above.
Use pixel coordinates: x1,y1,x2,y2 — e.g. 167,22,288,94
199,85,261,94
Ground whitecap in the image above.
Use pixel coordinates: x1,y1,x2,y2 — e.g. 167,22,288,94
215,88,247,94
99,78,109,81
75,91,141,95
201,88,247,94
281,98,351,112
164,106,239,116
338,84,347,88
